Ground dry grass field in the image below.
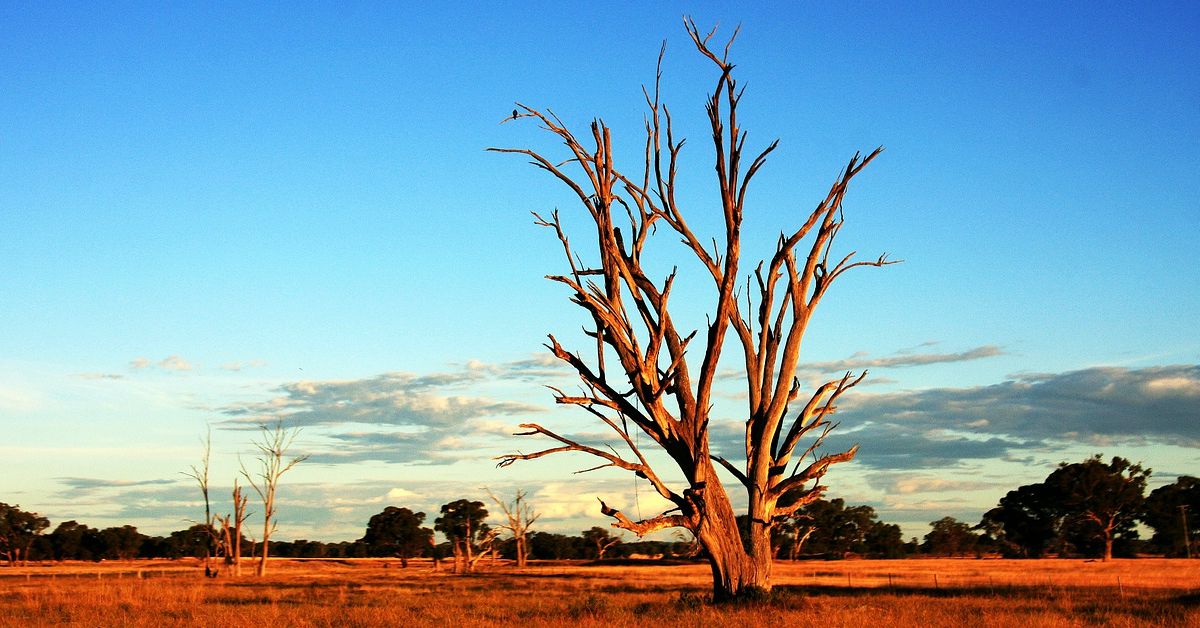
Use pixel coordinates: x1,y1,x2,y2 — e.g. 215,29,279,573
1,558,1197,627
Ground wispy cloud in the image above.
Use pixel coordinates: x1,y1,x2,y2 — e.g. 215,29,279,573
129,355,194,372
220,372,541,428
865,471,1003,495
718,344,1005,384
804,344,1005,374
57,477,179,494
220,360,267,372
461,353,573,381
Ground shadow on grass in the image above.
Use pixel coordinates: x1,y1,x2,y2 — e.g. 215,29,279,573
1175,592,1200,607
774,583,1182,601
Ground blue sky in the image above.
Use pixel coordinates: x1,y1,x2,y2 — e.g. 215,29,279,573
1,2,1197,542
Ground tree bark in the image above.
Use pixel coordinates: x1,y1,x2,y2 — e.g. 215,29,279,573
1104,520,1114,561
692,467,772,601
257,529,269,577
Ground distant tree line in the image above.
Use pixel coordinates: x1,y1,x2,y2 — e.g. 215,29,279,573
2,455,1196,565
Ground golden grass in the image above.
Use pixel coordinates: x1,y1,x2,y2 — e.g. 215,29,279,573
1,558,1197,627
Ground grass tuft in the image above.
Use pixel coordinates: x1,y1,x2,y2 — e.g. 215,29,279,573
566,592,610,619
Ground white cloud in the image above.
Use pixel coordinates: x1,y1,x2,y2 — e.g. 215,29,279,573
73,373,124,380
386,487,420,500
0,385,41,412
1143,376,1200,396
870,473,998,495
128,355,195,372
529,480,673,523
158,355,193,371
220,359,267,372
811,344,1005,371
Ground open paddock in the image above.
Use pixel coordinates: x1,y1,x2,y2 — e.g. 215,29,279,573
1,558,1197,626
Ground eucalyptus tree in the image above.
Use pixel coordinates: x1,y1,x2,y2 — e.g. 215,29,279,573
1047,455,1149,561
0,503,49,566
361,506,433,568
434,499,496,573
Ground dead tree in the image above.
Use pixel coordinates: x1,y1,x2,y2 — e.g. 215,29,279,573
467,528,501,572
583,526,622,560
183,430,217,578
491,18,893,601
216,481,250,576
485,488,541,567
241,420,308,577
787,517,815,561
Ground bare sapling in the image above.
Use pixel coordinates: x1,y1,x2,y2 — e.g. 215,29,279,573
183,429,217,578
241,420,308,577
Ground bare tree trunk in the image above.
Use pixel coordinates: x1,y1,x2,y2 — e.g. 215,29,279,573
231,530,241,577
693,473,771,601
217,514,233,575
791,527,813,561
258,520,270,577
462,512,473,573
467,529,499,572
231,482,248,577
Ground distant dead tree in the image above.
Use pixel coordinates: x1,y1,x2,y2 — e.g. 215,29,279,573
485,488,541,567
492,18,893,601
241,420,308,577
582,526,622,560
216,481,251,576
469,529,500,571
182,429,217,578
783,515,815,561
